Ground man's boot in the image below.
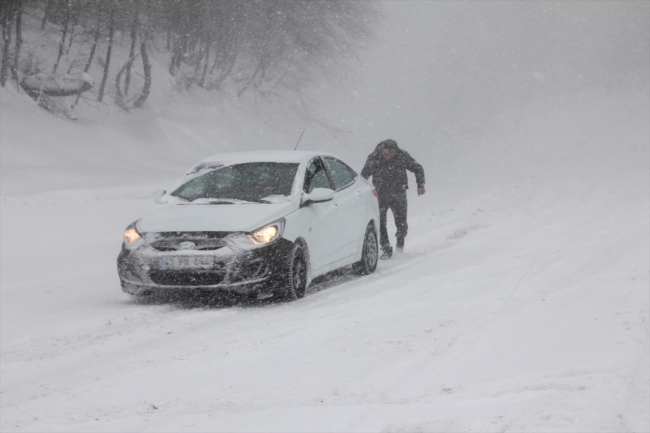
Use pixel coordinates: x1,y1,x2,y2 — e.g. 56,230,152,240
396,238,404,253
380,247,393,260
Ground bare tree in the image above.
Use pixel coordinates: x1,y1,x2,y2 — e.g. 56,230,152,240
51,0,70,73
132,33,151,108
11,0,23,83
0,0,14,87
83,13,100,73
97,2,115,103
124,24,135,95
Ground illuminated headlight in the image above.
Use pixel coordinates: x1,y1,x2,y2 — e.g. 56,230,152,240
248,219,285,245
123,222,142,246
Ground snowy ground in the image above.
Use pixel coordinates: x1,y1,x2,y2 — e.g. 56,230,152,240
2,113,649,431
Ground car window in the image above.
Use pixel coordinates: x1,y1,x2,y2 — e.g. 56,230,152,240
303,158,333,193
324,157,356,190
171,162,299,202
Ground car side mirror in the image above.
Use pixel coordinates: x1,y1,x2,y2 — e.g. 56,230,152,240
152,189,166,204
302,188,334,206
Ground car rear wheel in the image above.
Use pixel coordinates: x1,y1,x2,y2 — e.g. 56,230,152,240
276,244,308,301
353,224,378,275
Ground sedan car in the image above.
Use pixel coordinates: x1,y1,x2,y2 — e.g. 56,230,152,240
117,151,379,301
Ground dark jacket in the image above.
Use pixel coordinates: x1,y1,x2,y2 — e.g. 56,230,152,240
361,144,425,194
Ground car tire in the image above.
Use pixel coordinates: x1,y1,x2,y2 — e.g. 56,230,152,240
353,224,378,276
276,243,308,301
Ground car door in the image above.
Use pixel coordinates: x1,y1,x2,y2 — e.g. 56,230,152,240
299,157,340,272
323,157,367,259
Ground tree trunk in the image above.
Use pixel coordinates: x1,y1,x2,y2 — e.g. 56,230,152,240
168,4,182,76
133,39,151,108
114,61,128,110
41,0,52,30
1,1,14,87
84,26,100,73
125,13,138,96
65,18,76,55
11,0,23,83
200,39,211,88
193,40,206,83
208,49,219,75
182,32,188,57
98,5,115,103
169,28,183,76
75,13,100,109
52,5,70,74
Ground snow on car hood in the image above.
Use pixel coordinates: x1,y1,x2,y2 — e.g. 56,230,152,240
136,200,297,233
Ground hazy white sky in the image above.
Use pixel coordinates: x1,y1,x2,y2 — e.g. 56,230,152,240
332,1,649,159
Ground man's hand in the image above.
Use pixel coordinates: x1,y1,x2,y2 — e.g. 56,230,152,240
417,187,426,196
372,190,378,199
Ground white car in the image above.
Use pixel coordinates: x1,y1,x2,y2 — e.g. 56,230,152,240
117,151,380,301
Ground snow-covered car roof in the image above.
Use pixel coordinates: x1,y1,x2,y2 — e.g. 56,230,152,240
197,150,334,165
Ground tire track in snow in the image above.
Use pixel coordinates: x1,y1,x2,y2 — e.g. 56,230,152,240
346,204,603,429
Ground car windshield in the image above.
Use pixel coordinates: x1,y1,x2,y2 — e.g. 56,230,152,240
171,162,299,203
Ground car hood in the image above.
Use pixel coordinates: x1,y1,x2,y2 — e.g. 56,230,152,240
137,200,297,233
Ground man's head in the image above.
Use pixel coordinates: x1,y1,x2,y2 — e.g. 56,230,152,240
380,139,399,160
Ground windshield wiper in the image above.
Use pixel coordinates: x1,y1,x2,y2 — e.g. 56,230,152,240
189,197,267,204
238,198,273,203
187,198,236,205
211,197,274,204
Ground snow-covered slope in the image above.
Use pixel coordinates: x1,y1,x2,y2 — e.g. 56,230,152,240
1,85,648,431
0,84,356,198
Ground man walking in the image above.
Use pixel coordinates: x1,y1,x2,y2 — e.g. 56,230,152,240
361,139,425,259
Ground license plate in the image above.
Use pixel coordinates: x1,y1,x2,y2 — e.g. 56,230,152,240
157,255,214,270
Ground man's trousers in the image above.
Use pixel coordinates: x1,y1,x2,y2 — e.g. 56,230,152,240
378,191,408,251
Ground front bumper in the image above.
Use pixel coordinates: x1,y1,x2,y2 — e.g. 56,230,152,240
117,235,293,295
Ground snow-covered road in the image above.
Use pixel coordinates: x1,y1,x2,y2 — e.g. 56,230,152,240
2,167,648,431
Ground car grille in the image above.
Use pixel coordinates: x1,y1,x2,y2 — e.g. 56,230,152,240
148,270,226,286
147,232,235,252
151,244,223,252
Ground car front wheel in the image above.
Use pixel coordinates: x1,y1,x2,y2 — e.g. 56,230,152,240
353,224,378,275
276,243,308,301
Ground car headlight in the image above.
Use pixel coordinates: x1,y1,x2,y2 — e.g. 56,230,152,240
123,222,142,245
248,219,285,245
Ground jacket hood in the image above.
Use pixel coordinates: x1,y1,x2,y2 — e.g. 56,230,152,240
370,139,401,159
137,200,297,233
